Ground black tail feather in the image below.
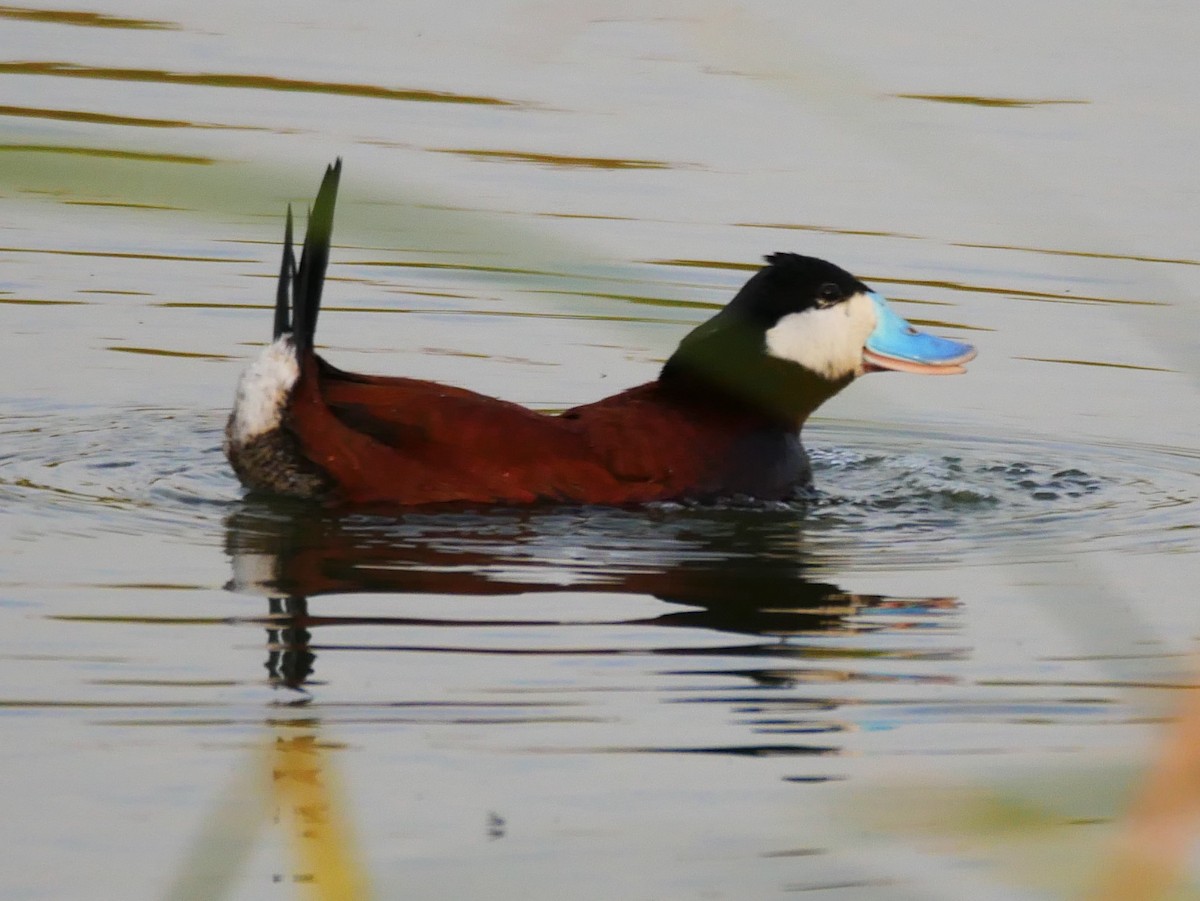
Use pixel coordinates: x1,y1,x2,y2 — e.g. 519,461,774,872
292,159,342,356
273,205,295,339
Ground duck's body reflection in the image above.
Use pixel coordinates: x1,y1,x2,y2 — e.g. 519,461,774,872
226,501,957,695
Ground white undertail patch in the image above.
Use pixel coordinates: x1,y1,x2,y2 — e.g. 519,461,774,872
764,290,877,380
228,552,280,595
227,335,300,447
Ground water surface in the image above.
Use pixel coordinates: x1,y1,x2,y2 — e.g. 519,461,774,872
2,3,1198,899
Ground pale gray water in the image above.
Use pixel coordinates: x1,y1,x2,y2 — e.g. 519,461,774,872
1,3,1198,899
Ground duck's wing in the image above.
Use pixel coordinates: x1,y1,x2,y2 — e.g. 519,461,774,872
288,358,642,505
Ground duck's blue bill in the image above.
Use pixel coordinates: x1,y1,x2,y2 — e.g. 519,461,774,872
864,292,977,375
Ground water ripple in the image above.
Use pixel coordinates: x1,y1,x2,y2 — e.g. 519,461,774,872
804,421,1199,567
2,407,1194,571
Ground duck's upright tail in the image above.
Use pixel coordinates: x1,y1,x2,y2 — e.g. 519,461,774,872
225,160,342,498
274,158,341,351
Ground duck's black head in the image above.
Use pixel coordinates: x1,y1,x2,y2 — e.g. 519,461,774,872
660,253,975,425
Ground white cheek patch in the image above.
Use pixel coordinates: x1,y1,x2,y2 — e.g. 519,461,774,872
764,291,878,380
227,335,300,445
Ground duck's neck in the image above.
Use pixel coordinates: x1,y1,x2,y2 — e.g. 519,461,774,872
659,350,851,431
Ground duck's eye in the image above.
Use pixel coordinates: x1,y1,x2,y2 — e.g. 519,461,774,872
816,282,843,306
